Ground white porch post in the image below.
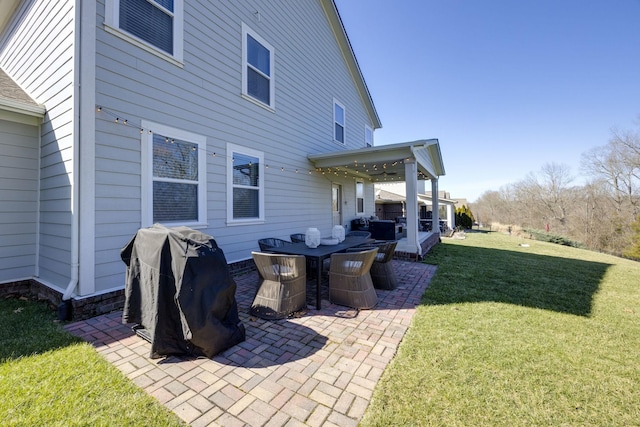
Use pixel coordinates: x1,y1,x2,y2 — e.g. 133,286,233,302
404,158,420,255
431,179,440,236
447,203,455,230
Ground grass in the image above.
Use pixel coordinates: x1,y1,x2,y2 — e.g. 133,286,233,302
0,298,186,427
361,231,640,426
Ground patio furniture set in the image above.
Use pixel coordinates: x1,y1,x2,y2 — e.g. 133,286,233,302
252,232,398,320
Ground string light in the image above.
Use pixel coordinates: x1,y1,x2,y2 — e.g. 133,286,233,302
96,105,424,182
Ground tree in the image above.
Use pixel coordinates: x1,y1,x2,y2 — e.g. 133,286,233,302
623,215,640,260
512,163,576,233
455,205,475,229
582,128,640,221
473,188,515,228
471,120,640,256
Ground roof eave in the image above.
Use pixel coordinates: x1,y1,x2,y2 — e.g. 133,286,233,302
308,139,444,183
0,98,46,118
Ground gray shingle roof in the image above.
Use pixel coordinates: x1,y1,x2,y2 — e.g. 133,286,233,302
0,68,39,105
0,68,45,117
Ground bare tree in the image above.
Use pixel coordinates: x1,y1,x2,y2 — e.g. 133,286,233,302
472,121,640,256
513,163,575,233
582,128,640,221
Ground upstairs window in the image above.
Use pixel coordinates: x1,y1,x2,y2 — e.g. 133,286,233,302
334,100,345,143
242,23,275,108
105,0,184,62
141,121,206,226
227,144,265,223
365,125,373,147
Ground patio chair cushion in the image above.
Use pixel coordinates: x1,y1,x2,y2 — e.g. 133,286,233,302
271,264,295,277
341,260,363,270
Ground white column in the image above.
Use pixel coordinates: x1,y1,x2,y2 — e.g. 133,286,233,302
447,204,455,230
431,179,440,236
404,159,420,255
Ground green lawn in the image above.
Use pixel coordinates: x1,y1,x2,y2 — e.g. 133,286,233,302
361,231,640,426
0,298,186,427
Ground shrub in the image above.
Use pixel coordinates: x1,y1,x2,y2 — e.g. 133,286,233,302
524,228,584,248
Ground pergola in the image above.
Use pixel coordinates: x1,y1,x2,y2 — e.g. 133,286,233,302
308,139,446,255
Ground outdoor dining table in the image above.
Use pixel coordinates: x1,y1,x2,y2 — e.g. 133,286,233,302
268,236,374,310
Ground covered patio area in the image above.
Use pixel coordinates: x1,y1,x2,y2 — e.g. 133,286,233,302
308,139,446,258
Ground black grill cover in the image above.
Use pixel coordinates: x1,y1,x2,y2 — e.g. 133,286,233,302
121,224,245,358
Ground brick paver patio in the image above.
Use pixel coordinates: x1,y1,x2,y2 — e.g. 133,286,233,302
65,260,436,426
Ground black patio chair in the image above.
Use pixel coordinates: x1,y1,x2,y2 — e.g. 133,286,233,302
258,238,292,252
290,233,306,243
346,231,371,239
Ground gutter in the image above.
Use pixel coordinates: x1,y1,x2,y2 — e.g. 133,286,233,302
0,98,45,117
61,0,83,307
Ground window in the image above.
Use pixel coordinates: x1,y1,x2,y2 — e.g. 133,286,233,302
334,100,345,143
356,181,365,215
141,121,206,226
365,125,373,147
227,144,264,223
242,23,275,108
105,0,184,62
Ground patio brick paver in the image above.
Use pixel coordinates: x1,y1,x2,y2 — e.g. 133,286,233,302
65,259,435,426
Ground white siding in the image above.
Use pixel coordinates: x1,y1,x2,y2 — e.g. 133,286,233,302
92,0,377,292
0,119,39,281
0,0,76,290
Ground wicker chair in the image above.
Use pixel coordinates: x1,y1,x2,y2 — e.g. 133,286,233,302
346,231,371,239
250,252,307,319
366,241,398,290
328,248,378,309
290,233,305,243
258,238,292,252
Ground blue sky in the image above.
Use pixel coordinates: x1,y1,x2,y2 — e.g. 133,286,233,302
334,0,640,202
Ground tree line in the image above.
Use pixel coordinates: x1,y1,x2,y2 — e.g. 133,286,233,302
471,122,640,259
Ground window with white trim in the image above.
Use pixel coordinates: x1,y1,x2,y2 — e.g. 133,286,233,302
242,23,275,108
227,144,265,223
365,125,373,147
334,100,345,143
105,0,184,62
141,121,206,226
356,181,365,215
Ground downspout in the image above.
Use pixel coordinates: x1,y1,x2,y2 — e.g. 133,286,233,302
60,0,82,316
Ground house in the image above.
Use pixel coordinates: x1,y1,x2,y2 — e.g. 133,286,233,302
375,184,456,230
0,0,445,318
374,183,457,231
